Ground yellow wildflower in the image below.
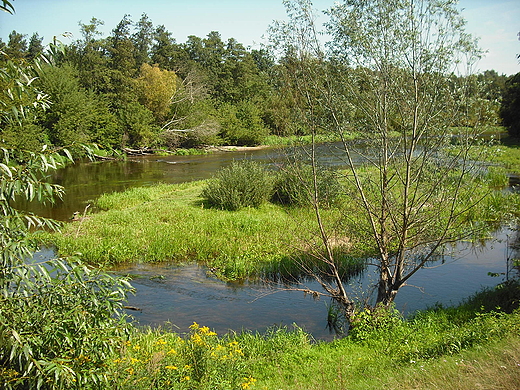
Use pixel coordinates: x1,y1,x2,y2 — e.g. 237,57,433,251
191,332,205,345
241,376,257,389
165,365,178,370
199,326,217,336
189,322,199,330
155,339,167,346
132,345,141,351
167,348,177,355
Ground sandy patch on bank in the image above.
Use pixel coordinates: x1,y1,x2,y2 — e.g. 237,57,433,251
205,145,273,152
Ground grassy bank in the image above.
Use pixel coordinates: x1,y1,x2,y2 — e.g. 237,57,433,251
47,181,363,280
106,280,520,389
479,139,520,173
46,162,519,281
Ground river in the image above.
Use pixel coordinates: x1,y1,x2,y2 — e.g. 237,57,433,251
29,144,519,340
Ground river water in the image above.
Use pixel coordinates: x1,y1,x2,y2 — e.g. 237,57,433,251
29,144,519,340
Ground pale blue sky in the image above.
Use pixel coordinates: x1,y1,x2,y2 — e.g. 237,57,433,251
1,0,519,75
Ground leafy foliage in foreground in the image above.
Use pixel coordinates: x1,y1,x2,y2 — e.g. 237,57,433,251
0,258,132,389
0,36,135,390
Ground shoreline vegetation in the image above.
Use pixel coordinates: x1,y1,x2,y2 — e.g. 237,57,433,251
32,130,519,388
100,126,520,174
45,152,519,281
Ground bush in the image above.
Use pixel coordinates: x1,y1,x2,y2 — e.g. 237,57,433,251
217,101,269,146
272,161,342,208
201,160,274,211
0,258,132,389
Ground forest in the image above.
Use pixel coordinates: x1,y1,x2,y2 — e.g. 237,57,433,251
0,12,515,154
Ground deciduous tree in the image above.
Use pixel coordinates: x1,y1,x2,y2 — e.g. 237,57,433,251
272,0,498,318
136,63,179,122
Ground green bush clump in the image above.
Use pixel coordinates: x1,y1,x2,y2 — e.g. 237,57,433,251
0,258,132,389
272,162,343,208
201,160,275,211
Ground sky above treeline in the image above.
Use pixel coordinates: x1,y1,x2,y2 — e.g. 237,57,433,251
1,0,519,75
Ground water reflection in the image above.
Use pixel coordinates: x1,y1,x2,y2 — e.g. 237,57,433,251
20,143,354,221
67,227,514,340
109,262,336,339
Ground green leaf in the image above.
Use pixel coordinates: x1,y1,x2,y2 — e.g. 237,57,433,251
0,162,13,179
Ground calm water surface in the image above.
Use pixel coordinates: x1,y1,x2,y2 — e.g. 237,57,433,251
30,144,519,339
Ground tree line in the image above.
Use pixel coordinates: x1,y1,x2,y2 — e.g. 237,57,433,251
0,12,516,153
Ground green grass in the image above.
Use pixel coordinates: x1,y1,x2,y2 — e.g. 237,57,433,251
452,130,520,173
264,132,354,146
46,160,520,281
102,280,520,390
480,141,520,173
48,181,361,280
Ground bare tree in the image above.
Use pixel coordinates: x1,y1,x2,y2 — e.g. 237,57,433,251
270,0,496,318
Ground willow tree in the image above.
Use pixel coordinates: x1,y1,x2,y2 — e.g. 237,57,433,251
271,0,503,317
1,37,132,387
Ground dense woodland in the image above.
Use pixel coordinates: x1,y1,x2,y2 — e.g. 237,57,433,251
0,13,516,153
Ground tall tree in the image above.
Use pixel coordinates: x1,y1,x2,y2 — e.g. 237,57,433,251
132,13,154,66
5,30,27,58
501,72,520,138
272,0,494,317
27,32,44,60
108,14,136,76
72,18,110,93
136,63,178,122
151,25,179,70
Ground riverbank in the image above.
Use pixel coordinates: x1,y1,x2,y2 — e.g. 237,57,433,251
102,280,520,389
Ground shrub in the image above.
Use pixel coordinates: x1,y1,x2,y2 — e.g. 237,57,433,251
217,101,269,146
272,161,342,208
0,258,132,389
201,160,274,211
